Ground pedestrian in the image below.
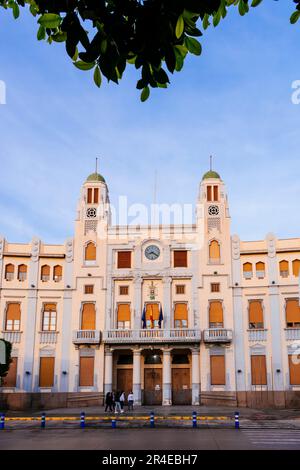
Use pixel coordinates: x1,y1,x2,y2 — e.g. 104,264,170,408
105,392,113,412
120,390,125,413
111,391,116,410
114,390,122,414
128,391,134,411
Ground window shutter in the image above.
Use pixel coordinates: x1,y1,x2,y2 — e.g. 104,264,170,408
18,264,27,274
6,303,21,321
44,303,56,312
174,303,188,321
39,357,55,387
81,303,96,330
249,301,264,325
41,265,50,276
93,188,99,204
251,355,267,385
243,262,252,272
146,303,160,320
209,241,220,260
289,355,300,385
79,357,94,386
87,188,93,204
210,355,225,385
53,265,62,277
207,186,212,202
174,250,188,268
256,262,265,271
280,260,289,272
5,264,14,274
209,301,223,324
2,357,17,387
292,260,300,277
286,299,300,324
85,242,96,261
117,251,132,268
117,304,131,322
213,185,218,201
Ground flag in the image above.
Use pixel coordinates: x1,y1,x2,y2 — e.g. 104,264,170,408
141,306,146,329
150,305,154,329
158,305,163,328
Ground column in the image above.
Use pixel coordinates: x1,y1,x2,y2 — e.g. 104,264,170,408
163,277,172,330
191,347,200,406
163,348,172,406
133,276,142,330
133,348,142,405
104,348,113,395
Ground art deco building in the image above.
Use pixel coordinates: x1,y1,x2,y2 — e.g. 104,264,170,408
0,169,300,410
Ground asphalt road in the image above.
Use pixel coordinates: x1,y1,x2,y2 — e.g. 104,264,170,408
1,428,300,450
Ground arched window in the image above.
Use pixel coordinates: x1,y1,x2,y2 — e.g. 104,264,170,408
279,260,289,278
5,264,14,281
292,259,300,277
209,301,223,328
256,262,265,279
209,240,220,263
18,264,27,282
41,265,50,282
53,265,62,282
85,242,96,262
243,262,253,280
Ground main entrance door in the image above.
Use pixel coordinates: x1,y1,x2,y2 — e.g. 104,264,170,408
172,368,192,405
117,369,133,401
143,368,162,405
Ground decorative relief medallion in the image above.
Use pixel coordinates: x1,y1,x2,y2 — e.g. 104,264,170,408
208,205,219,216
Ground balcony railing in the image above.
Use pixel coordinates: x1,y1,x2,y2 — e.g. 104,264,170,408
203,328,233,343
248,329,267,342
285,328,300,341
0,331,22,343
103,328,201,344
39,331,59,344
72,330,101,344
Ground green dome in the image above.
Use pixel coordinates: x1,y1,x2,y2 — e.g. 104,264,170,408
86,172,106,183
202,170,221,180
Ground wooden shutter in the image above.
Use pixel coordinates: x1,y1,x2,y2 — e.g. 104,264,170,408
213,185,218,201
6,303,21,322
249,301,264,326
209,301,223,325
207,186,212,202
243,262,252,272
280,260,289,273
93,188,99,204
85,242,96,261
209,241,220,260
18,264,27,274
146,303,160,320
286,299,300,324
2,357,17,387
81,303,96,330
210,355,225,385
251,355,267,385
293,260,300,277
117,304,131,322
39,357,55,387
53,265,62,277
174,303,188,321
41,265,50,276
289,355,300,385
117,251,131,268
174,250,188,268
5,264,14,274
79,357,94,386
87,188,93,204
44,303,56,312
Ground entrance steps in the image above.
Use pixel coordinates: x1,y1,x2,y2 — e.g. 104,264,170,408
200,392,237,407
67,393,103,408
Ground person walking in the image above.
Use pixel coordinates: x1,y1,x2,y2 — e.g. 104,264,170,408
127,391,134,411
114,390,122,414
105,392,113,412
120,391,125,413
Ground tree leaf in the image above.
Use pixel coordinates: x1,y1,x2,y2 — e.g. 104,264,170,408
73,60,95,71
93,66,102,87
290,11,300,25
175,15,184,39
185,37,202,56
37,24,46,41
140,86,150,102
38,13,62,29
12,2,19,19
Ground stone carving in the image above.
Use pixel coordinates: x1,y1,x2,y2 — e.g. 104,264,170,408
231,234,240,260
31,237,40,262
65,238,74,263
266,233,276,258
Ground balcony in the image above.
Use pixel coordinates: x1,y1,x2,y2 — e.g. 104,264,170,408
39,331,59,344
72,330,101,345
203,328,233,343
0,331,22,343
103,328,201,344
285,328,300,341
248,329,267,342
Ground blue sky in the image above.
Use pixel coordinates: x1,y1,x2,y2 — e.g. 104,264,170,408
0,1,300,243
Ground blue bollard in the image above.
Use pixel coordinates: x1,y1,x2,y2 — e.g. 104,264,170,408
41,412,46,429
192,411,197,428
150,411,155,428
80,411,85,429
235,411,240,429
112,418,116,429
0,414,5,430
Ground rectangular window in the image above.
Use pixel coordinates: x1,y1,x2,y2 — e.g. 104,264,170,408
93,188,99,204
174,250,188,268
117,303,131,329
286,299,300,328
213,185,219,202
79,356,94,387
289,354,300,385
81,303,96,330
174,303,188,328
5,303,21,331
207,186,212,202
209,301,223,328
42,304,57,331
39,357,55,388
211,283,220,293
176,285,185,295
117,251,132,269
84,285,94,294
2,357,17,387
251,355,267,385
87,188,93,204
248,300,264,329
210,355,225,385
119,285,129,296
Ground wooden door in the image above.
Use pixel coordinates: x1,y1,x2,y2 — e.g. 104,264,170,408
143,368,162,405
117,369,133,402
172,368,192,405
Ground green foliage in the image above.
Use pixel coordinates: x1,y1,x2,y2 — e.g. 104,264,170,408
0,0,300,99
0,339,12,380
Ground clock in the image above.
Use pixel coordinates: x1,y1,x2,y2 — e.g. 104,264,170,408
208,205,219,216
86,207,97,218
145,245,160,260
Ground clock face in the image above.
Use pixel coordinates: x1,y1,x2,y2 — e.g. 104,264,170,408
208,205,219,216
86,207,97,218
145,245,160,260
